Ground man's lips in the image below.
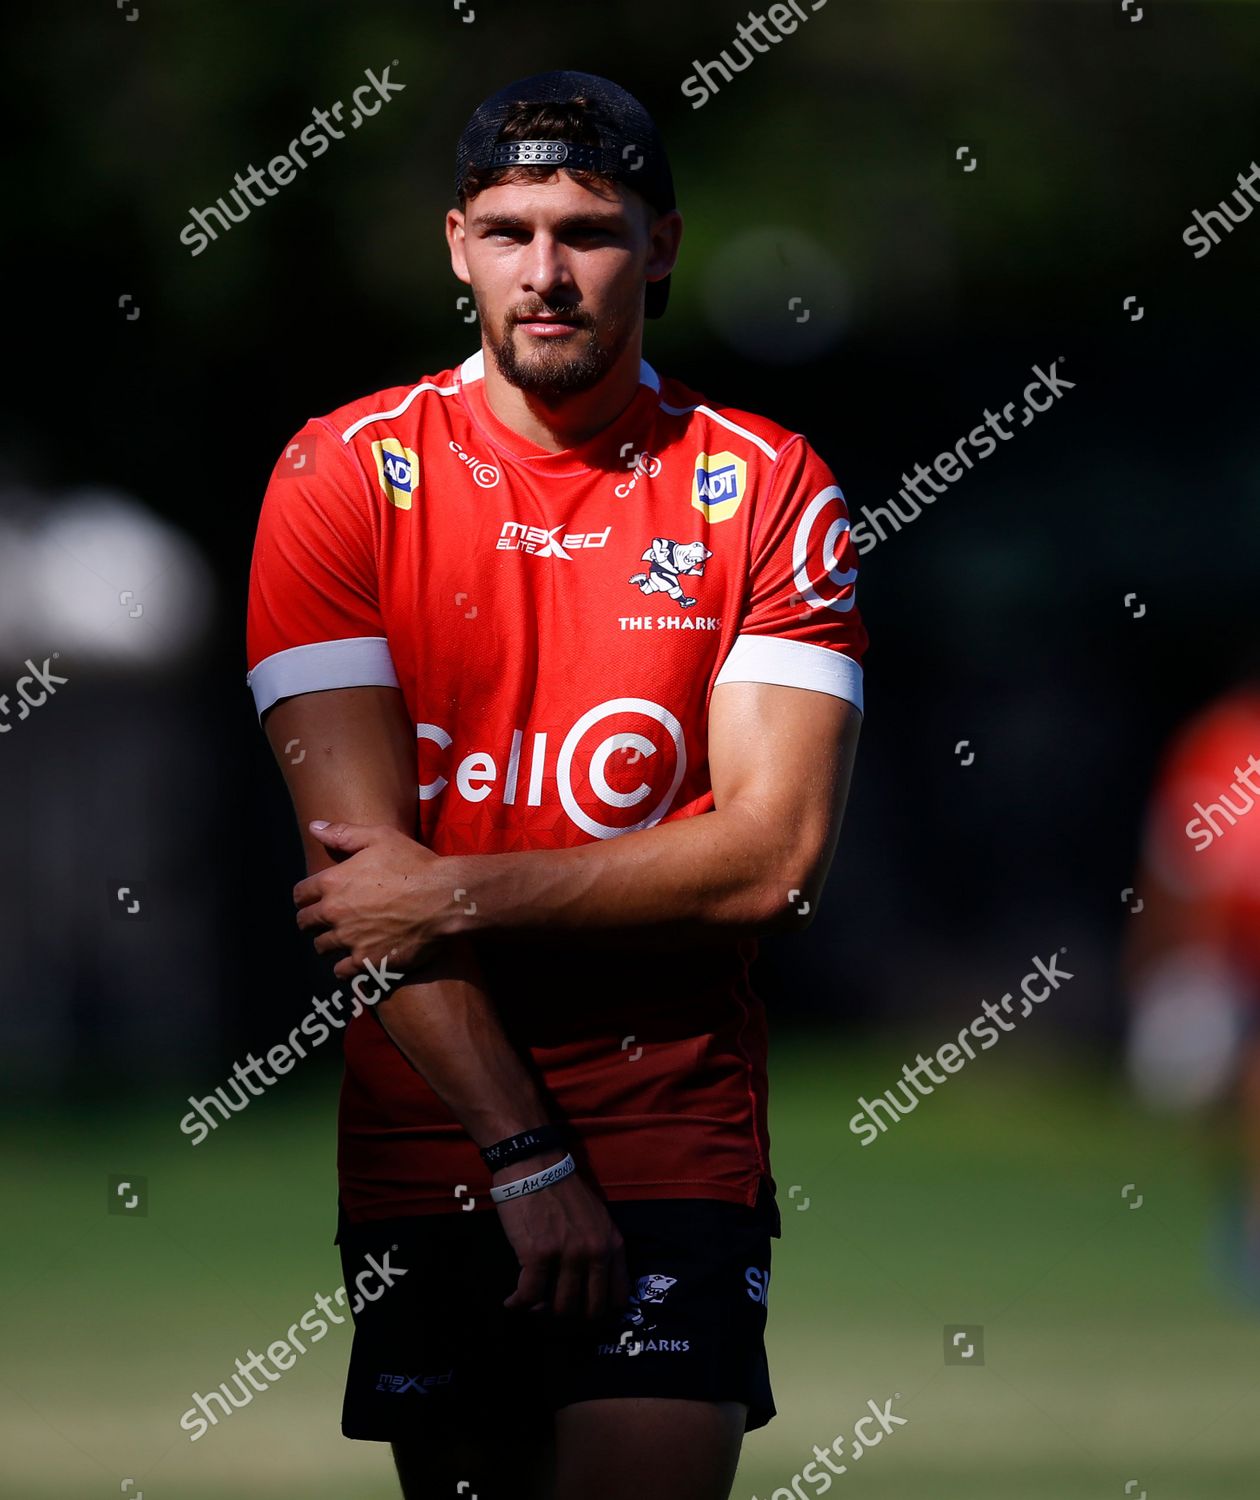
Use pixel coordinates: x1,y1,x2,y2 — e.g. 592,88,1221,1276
515,315,584,335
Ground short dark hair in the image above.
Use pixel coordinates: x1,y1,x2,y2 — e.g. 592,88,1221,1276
457,98,653,224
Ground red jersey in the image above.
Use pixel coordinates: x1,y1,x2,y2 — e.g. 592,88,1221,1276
246,349,867,1220
1142,687,1260,978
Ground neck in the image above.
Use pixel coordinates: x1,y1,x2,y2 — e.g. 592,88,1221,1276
479,342,644,453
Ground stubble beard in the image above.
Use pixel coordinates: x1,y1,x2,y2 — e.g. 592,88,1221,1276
483,295,637,397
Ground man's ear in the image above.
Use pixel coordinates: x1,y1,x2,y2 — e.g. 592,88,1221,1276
446,207,471,284
645,207,683,282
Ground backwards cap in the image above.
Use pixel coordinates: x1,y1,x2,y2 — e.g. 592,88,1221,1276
455,70,676,318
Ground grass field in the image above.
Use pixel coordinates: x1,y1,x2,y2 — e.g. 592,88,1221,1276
2,1035,1256,1499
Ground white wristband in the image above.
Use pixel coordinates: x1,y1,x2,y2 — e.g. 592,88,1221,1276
489,1152,576,1203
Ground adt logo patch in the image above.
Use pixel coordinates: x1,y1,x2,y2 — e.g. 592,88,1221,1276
371,438,420,510
692,451,746,524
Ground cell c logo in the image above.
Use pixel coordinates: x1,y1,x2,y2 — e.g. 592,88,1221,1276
614,451,663,498
558,697,687,839
791,485,857,613
448,439,500,489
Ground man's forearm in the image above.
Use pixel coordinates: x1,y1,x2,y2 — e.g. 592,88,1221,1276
261,688,559,1157
374,938,557,1148
441,805,810,946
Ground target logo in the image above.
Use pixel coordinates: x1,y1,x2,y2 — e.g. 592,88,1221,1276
417,696,687,838
791,485,858,612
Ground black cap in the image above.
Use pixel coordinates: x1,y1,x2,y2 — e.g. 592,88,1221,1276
455,70,676,318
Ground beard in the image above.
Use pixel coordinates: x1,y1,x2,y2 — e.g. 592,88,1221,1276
482,294,637,397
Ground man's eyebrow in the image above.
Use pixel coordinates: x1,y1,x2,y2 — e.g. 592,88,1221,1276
469,210,629,232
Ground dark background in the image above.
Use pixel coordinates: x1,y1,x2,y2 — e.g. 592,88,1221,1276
6,0,1257,1086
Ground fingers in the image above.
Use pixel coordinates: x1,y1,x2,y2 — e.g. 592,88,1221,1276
583,1256,609,1321
503,1258,552,1313
608,1239,631,1315
553,1258,585,1319
308,820,388,855
503,1251,625,1321
308,819,352,846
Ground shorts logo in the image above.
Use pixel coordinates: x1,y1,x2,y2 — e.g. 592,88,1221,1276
597,1273,690,1355
628,537,713,609
692,451,746,523
375,1369,454,1395
626,1272,677,1327
791,484,858,613
449,438,500,488
371,438,419,510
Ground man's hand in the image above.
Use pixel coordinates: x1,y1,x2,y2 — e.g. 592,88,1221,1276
492,1150,630,1320
294,820,452,979
292,687,861,967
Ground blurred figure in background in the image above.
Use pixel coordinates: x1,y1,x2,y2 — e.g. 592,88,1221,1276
0,481,215,1093
1124,680,1260,1298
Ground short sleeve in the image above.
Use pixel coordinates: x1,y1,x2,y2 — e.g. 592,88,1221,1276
246,419,400,719
713,435,867,713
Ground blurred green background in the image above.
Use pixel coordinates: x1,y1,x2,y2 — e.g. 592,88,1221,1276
4,1040,1254,1498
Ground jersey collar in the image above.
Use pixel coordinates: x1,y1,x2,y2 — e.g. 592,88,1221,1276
455,349,661,478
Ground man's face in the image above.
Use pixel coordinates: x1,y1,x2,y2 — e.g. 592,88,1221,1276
449,173,671,397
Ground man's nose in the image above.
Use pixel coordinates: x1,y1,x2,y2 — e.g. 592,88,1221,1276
520,235,574,303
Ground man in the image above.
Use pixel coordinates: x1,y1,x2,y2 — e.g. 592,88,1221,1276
1124,682,1260,1295
246,69,866,1500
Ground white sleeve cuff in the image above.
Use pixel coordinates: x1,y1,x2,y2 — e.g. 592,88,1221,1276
247,637,401,717
713,634,864,713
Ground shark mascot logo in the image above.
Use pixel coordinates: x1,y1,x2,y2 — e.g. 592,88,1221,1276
625,1272,677,1328
628,537,713,608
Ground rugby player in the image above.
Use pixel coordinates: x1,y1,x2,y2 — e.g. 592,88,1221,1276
246,69,867,1500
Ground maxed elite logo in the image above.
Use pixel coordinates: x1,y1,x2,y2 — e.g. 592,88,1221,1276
371,438,419,510
375,1369,454,1395
691,450,746,523
497,521,611,558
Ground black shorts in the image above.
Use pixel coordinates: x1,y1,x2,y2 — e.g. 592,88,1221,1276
335,1178,782,1440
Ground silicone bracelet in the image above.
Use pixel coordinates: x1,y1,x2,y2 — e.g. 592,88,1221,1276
488,1152,577,1204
